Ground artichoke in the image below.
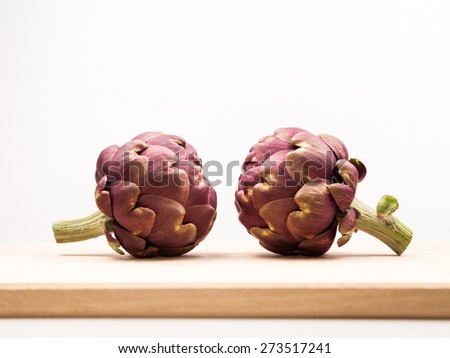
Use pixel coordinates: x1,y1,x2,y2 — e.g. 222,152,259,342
235,127,413,256
53,132,217,257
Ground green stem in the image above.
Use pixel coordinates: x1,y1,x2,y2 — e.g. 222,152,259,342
351,198,413,255
53,211,111,243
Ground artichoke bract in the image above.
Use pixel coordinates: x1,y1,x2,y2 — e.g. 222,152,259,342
235,127,412,256
53,132,217,257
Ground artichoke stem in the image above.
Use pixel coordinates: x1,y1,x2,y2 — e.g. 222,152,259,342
351,198,413,255
53,211,111,243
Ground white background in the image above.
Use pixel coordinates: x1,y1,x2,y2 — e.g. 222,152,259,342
0,0,449,245
0,0,449,339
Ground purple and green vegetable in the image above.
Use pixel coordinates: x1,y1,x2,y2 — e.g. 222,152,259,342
235,127,413,256
53,132,217,257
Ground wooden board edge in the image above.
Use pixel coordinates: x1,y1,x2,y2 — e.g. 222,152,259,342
0,285,449,318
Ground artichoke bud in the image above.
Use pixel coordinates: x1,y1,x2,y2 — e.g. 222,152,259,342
235,127,412,257
236,127,357,256
94,132,217,257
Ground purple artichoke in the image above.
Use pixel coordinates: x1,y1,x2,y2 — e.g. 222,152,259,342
235,127,412,256
54,132,217,257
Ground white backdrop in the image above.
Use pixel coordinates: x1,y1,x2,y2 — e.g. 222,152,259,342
0,0,449,248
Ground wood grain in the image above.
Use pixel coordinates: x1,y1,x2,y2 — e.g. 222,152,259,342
0,238,449,318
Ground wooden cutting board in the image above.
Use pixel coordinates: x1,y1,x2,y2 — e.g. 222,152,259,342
0,237,449,318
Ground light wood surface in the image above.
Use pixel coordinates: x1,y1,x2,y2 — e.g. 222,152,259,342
0,237,449,318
